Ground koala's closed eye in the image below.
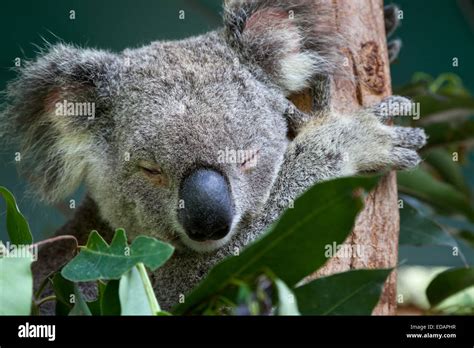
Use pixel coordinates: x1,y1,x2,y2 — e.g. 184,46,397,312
240,149,260,172
138,161,169,187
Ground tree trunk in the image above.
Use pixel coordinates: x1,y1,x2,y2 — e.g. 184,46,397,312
290,0,399,315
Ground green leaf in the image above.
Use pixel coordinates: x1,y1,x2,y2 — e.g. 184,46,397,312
100,280,121,315
119,264,160,315
424,149,470,193
173,176,379,314
426,267,474,307
458,231,474,248
395,73,474,119
52,273,75,315
69,284,92,316
79,281,107,316
0,186,33,245
86,298,101,316
410,95,474,120
294,269,391,315
432,285,474,314
423,120,474,148
435,216,474,233
397,168,474,220
399,202,457,248
0,244,34,315
61,229,174,282
274,279,300,315
435,216,474,247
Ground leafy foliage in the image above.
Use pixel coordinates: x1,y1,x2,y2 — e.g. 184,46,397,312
399,202,457,248
395,73,474,125
426,268,474,307
395,73,474,314
51,273,75,315
61,229,174,282
274,278,300,315
119,264,162,315
0,244,34,315
398,168,474,220
173,176,380,314
69,284,92,316
395,73,474,221
100,280,121,315
294,269,391,315
0,186,33,245
1,174,393,316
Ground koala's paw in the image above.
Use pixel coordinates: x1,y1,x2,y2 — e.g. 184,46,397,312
389,126,427,169
356,96,427,171
372,95,413,122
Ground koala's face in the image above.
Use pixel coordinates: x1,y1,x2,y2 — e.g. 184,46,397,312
3,1,336,252
86,34,291,251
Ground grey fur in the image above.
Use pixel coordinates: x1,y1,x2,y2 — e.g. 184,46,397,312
384,4,403,63
388,39,402,63
384,4,401,38
0,0,426,312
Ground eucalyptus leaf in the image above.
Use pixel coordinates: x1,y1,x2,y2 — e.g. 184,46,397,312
85,282,107,316
61,229,174,282
435,216,474,248
395,73,474,119
426,267,474,307
0,186,33,245
424,149,470,193
434,287,474,314
398,168,474,220
173,176,379,314
410,95,474,120
458,232,474,249
119,264,160,315
274,279,300,315
68,284,92,316
423,120,474,148
0,245,33,315
435,216,474,233
399,202,457,248
100,280,121,315
294,269,391,315
52,273,75,315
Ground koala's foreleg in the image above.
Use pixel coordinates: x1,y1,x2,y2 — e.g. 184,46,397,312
257,96,426,225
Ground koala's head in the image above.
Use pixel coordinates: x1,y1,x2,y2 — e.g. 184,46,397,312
1,0,338,252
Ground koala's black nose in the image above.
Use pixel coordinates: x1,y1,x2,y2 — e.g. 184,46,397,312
178,169,234,242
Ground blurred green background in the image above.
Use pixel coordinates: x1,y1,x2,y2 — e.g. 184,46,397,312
1,0,473,267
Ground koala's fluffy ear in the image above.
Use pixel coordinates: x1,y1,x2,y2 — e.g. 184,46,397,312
224,0,341,95
1,44,121,203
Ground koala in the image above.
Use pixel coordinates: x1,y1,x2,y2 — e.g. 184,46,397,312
1,1,424,311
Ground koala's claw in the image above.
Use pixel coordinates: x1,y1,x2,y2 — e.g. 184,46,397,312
388,39,402,63
373,96,412,122
384,5,402,63
353,96,426,171
392,126,427,150
384,4,400,37
391,147,422,170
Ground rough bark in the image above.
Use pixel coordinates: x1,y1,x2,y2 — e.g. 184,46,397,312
290,0,399,315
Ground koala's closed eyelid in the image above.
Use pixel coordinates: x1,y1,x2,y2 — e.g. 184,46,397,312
240,149,261,171
137,160,163,174
137,161,170,187
141,166,162,175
